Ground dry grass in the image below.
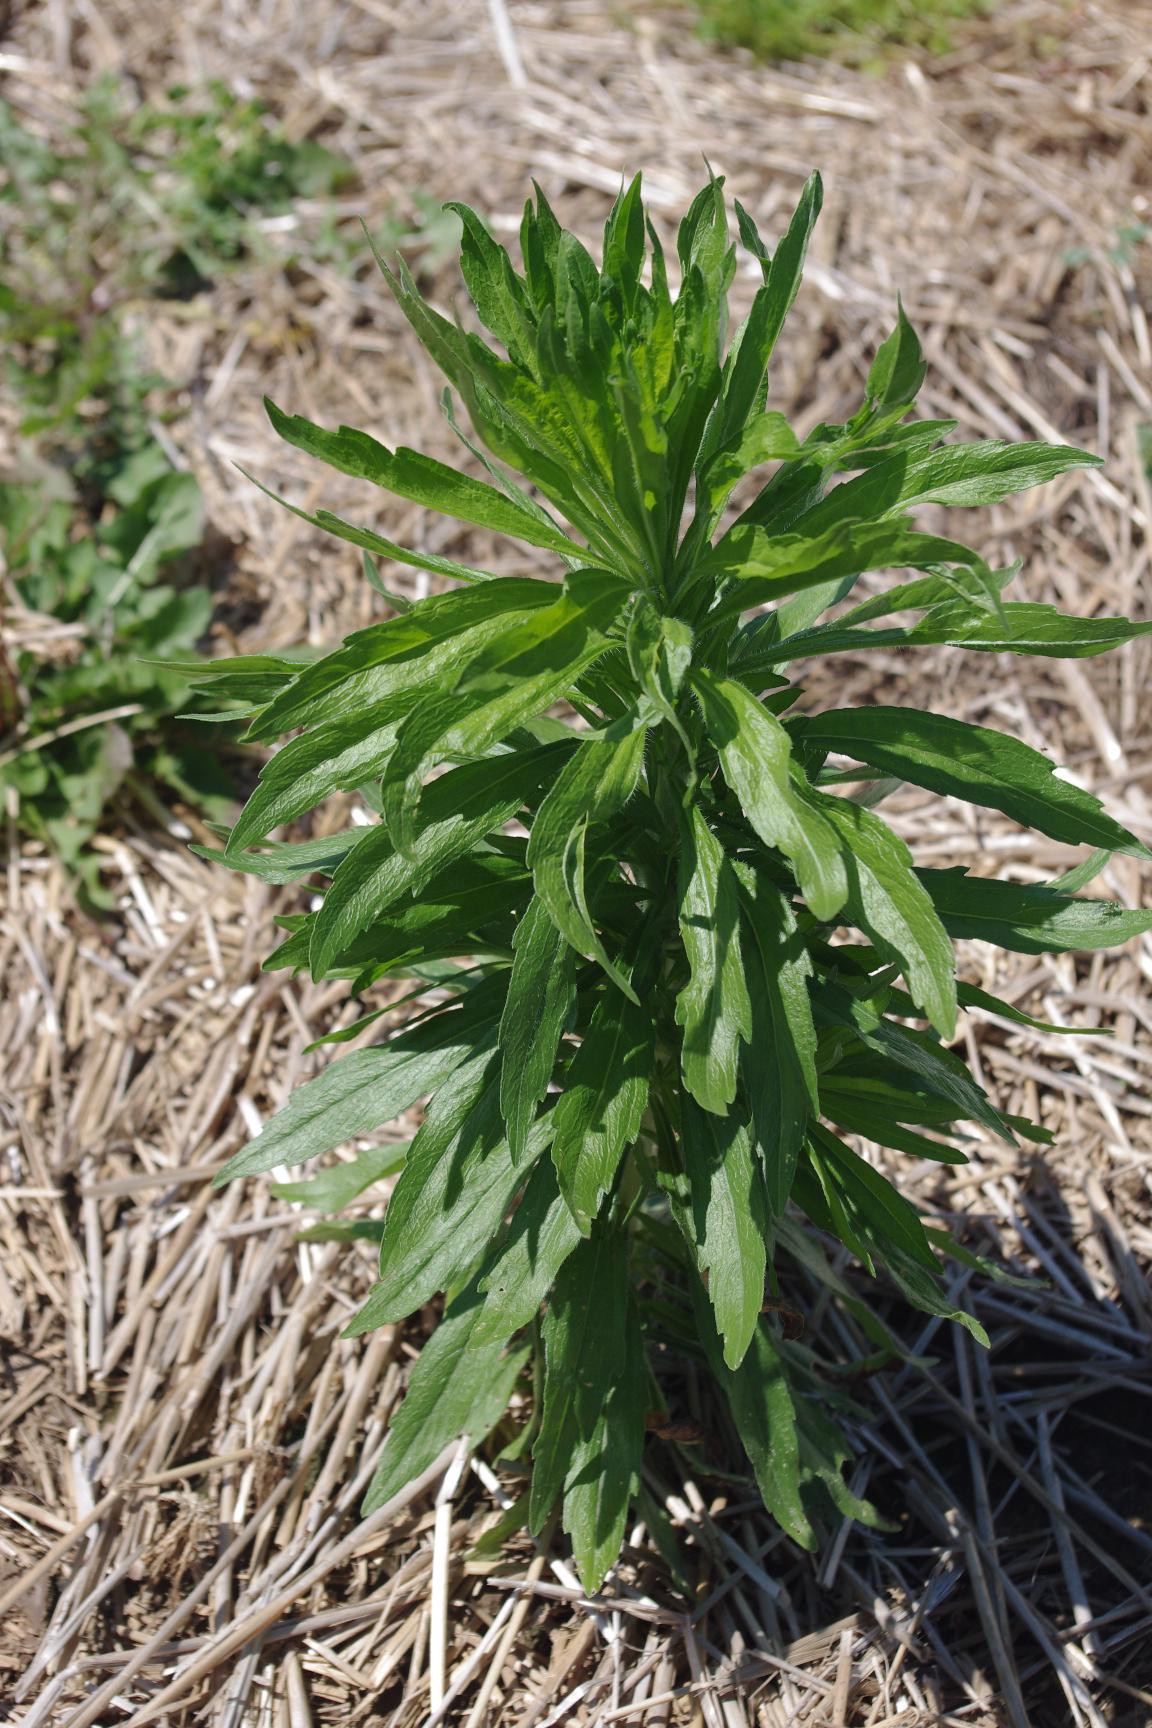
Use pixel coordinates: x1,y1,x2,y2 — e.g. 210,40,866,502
2,0,1152,1721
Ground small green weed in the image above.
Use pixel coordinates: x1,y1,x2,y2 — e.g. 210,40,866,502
690,0,992,64
0,78,349,891
0,79,353,446
0,449,236,903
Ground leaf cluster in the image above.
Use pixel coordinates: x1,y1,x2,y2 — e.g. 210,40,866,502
206,172,1152,1589
0,446,240,900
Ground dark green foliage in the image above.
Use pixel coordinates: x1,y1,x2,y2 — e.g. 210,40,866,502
208,173,1151,1590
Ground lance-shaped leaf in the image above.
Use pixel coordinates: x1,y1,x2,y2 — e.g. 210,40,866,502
812,981,1012,1143
808,792,957,1038
193,829,363,885
734,864,818,1215
474,1157,584,1345
696,411,800,520
866,298,927,408
806,1123,940,1274
527,729,647,1001
447,201,539,367
787,437,1102,533
227,698,409,854
765,601,1152,667
250,578,556,741
530,1221,646,1592
674,806,751,1115
362,1278,528,1513
798,706,1149,860
214,997,490,1185
625,598,694,746
694,669,847,920
550,992,652,1233
918,867,1152,954
821,1089,967,1165
270,1140,408,1210
659,1098,768,1371
311,741,570,979
734,168,822,352
379,569,630,853
266,399,582,555
499,897,577,1163
702,520,991,616
691,1281,814,1548
346,1051,551,1334
562,1288,647,1592
239,465,500,589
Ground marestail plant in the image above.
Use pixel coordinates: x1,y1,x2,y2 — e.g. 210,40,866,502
197,173,1152,1589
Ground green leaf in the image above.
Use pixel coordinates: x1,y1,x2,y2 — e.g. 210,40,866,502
270,1141,407,1210
228,699,408,853
446,201,538,367
692,1282,814,1549
266,399,581,556
809,793,957,1037
866,299,927,408
530,1222,643,1558
918,867,1152,954
957,980,1106,1036
361,1278,528,1512
674,805,752,1115
215,1026,474,1185
194,829,363,885
662,1099,768,1371
821,1090,967,1164
249,578,556,742
877,1246,989,1346
499,897,577,1163
703,520,990,616
379,569,629,853
311,742,570,979
346,1049,550,1333
911,602,1152,659
694,669,847,920
813,980,1012,1143
527,730,647,1001
550,992,652,1232
238,465,500,588
806,1124,939,1274
563,1286,647,1592
474,1157,584,1345
625,597,694,745
877,438,1103,511
734,169,822,339
765,600,1152,667
800,706,1149,860
735,865,818,1214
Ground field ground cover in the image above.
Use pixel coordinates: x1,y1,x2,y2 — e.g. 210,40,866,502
1,1,1151,1722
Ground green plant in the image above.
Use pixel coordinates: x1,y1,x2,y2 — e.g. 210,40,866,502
689,0,991,63
0,447,236,900
0,78,351,883
201,173,1152,1590
0,79,352,445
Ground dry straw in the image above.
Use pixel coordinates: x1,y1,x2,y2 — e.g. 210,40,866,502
2,0,1151,1722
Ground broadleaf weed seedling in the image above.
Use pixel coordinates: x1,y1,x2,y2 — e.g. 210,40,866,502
201,173,1152,1587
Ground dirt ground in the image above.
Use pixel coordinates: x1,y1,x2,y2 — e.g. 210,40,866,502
2,0,1152,1722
